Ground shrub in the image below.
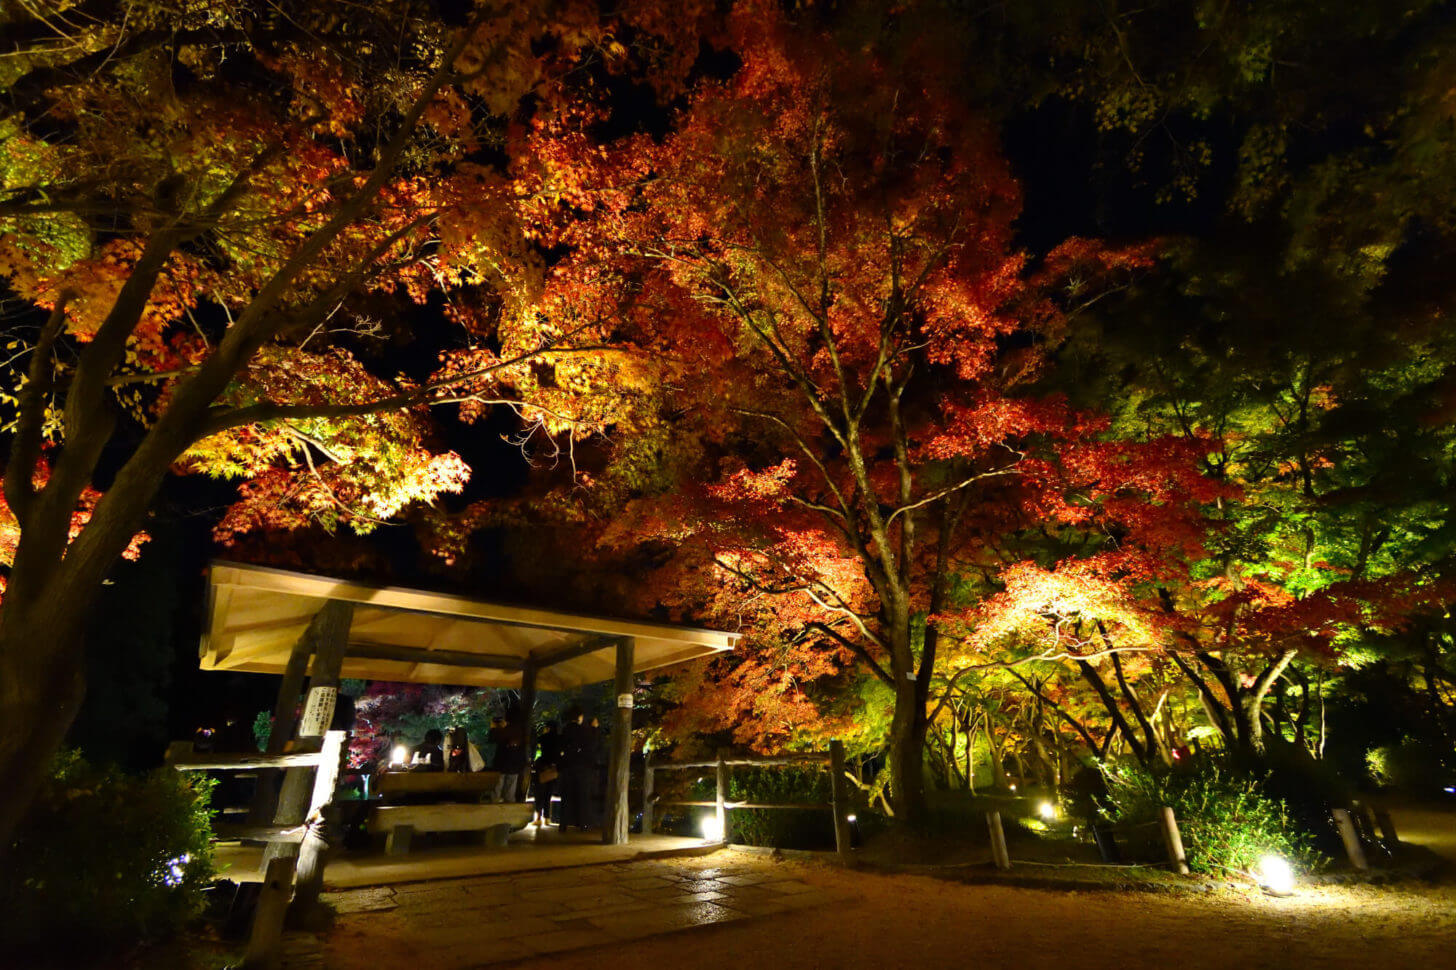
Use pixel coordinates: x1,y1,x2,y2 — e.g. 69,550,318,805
1099,759,1325,876
688,765,836,849
0,750,216,952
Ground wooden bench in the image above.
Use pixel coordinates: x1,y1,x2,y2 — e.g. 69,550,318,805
368,801,533,854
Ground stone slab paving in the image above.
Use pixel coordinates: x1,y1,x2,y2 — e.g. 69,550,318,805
309,855,849,969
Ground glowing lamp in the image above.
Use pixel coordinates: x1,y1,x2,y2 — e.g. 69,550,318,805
1038,801,1057,820
846,814,857,823
391,744,408,766
1257,854,1295,896
1009,783,1017,792
700,815,725,842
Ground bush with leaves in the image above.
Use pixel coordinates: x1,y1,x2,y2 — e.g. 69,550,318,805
1099,759,1325,876
687,765,836,849
0,750,215,953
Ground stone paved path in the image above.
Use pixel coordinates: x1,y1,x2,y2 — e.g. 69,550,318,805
297,855,847,969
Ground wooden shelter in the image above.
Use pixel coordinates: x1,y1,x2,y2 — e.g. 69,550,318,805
199,561,739,848
202,561,737,690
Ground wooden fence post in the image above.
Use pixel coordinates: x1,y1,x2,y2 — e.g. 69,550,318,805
1374,809,1399,847
242,855,296,969
1159,806,1191,874
987,811,1011,870
829,740,851,861
641,753,655,836
715,747,728,844
1332,808,1369,870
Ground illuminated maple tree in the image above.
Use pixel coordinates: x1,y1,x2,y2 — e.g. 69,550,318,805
0,0,712,844
513,3,1177,822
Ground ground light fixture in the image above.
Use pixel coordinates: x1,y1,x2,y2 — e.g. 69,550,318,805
700,815,725,842
1256,854,1296,896
1038,801,1057,820
391,744,408,766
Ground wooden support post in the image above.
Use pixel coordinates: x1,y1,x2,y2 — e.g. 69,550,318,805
518,663,537,801
1355,802,1384,852
642,753,655,835
1159,806,1190,874
603,637,635,846
987,811,1011,870
292,730,345,907
1332,808,1369,869
264,601,353,914
385,825,415,856
1374,809,1399,847
247,627,313,824
715,748,729,844
829,740,851,861
242,855,296,969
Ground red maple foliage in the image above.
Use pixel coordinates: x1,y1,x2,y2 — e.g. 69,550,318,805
513,2,1177,819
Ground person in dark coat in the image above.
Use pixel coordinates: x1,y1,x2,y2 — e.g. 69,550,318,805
558,708,594,831
493,714,526,802
532,723,561,826
412,728,445,771
586,715,606,827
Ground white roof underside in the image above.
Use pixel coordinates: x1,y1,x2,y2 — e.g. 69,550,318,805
201,562,738,690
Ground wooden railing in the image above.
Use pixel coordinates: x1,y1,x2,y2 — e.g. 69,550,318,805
168,729,346,967
643,741,853,861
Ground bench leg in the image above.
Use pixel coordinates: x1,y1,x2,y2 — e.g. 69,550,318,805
386,824,415,855
485,824,510,848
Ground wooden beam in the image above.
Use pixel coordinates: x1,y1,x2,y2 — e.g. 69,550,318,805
169,751,328,771
214,823,308,844
529,634,619,670
346,641,525,671
649,754,832,769
649,800,833,810
603,638,635,846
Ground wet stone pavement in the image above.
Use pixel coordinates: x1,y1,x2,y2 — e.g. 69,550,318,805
283,855,846,969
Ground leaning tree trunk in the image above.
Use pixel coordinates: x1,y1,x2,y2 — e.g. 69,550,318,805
0,590,93,850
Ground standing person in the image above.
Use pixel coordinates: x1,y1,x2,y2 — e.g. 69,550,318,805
486,715,507,799
532,723,561,827
493,713,525,803
587,715,606,827
445,726,470,772
558,708,593,831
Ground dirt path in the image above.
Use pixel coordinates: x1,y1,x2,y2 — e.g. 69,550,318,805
489,856,1456,970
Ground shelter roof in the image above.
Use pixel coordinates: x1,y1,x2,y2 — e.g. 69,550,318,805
200,561,738,690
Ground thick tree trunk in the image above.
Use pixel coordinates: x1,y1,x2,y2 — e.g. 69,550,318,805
0,607,90,853
888,674,929,824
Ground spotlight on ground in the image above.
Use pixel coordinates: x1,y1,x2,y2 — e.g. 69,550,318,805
1257,854,1295,896
1038,801,1057,820
700,815,725,842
